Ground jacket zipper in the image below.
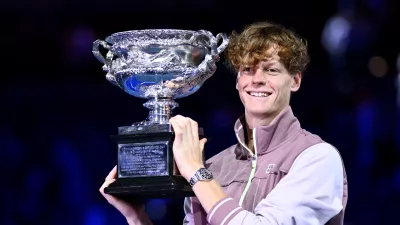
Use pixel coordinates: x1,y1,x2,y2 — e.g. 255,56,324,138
238,128,257,207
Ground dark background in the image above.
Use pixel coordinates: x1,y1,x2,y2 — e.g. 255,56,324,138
2,0,400,224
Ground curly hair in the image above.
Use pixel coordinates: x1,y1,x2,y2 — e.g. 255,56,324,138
224,21,310,75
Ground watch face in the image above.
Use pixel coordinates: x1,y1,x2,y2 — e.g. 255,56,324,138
190,168,213,186
199,168,213,180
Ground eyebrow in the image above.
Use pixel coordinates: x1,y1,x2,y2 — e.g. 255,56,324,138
261,61,281,67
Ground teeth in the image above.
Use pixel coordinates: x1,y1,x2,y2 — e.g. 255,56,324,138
249,92,269,97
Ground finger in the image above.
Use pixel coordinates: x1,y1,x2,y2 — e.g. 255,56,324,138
189,119,199,146
170,118,183,142
99,178,115,195
105,165,117,181
99,179,119,206
173,115,188,129
172,115,191,142
172,114,186,121
170,116,185,129
199,138,207,152
183,117,194,145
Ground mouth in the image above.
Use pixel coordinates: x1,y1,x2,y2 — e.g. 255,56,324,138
246,91,272,98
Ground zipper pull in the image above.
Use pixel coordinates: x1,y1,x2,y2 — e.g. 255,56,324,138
251,155,257,168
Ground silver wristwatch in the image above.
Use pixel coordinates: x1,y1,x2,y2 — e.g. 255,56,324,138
189,168,213,186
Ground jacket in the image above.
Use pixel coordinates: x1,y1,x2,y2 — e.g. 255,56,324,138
183,106,348,225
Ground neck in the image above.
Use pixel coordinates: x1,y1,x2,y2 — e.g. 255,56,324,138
244,106,289,148
245,112,278,130
244,112,278,154
245,122,255,153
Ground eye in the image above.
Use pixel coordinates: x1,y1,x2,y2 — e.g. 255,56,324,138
264,68,280,73
241,66,253,74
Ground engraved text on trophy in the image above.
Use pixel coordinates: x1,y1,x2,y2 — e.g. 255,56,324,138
118,142,169,178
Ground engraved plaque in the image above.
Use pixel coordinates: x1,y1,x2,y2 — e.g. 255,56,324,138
118,141,169,178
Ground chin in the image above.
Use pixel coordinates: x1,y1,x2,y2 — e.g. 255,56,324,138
247,106,279,118
247,103,272,112
247,108,274,117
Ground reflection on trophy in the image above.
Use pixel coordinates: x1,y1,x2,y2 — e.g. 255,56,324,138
93,29,229,198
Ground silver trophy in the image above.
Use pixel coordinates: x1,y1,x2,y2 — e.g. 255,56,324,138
93,29,228,198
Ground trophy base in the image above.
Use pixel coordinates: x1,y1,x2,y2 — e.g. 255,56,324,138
104,176,193,198
107,123,204,199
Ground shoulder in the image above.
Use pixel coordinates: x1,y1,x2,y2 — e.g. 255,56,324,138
262,143,345,224
277,128,327,171
291,142,344,173
298,143,341,161
298,128,324,144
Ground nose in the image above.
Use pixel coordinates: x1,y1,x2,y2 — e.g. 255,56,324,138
252,68,266,85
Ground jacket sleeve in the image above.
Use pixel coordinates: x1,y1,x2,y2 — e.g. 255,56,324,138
183,197,208,225
206,143,345,225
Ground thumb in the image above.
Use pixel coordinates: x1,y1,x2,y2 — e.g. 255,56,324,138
105,165,117,181
199,138,207,152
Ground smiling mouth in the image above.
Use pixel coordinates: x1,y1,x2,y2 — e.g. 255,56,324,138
247,91,271,97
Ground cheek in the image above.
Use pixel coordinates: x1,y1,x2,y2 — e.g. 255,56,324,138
269,79,290,97
237,78,247,93
278,81,293,100
237,83,246,101
267,79,280,93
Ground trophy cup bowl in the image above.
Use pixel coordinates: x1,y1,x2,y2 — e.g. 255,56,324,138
93,29,229,198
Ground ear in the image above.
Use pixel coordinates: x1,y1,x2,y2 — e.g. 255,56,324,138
290,72,302,92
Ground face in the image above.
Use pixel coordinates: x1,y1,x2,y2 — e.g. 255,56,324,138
236,47,301,126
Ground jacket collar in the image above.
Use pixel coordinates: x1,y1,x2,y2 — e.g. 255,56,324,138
234,106,301,158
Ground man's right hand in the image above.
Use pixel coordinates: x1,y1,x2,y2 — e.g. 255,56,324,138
99,166,153,225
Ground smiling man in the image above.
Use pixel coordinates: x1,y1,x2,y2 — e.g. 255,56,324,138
100,21,348,225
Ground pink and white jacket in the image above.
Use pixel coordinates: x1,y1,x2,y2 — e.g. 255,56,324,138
183,106,348,225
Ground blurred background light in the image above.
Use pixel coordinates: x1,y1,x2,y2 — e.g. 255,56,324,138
368,56,388,77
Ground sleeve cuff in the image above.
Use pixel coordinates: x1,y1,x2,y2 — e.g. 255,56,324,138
207,197,243,225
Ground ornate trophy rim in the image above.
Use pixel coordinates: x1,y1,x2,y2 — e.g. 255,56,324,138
104,29,213,48
107,29,197,38
92,28,229,125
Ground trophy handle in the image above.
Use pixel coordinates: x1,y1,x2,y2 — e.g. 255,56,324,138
195,30,229,56
215,33,229,55
194,31,229,76
92,40,112,65
92,40,122,88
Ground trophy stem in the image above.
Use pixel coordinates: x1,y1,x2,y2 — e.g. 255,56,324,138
141,97,179,125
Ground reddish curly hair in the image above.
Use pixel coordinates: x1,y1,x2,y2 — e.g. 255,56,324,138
224,21,310,75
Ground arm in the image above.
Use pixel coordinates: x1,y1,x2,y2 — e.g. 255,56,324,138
99,166,153,225
183,197,194,225
171,116,343,225
183,197,208,225
206,143,344,225
169,115,229,216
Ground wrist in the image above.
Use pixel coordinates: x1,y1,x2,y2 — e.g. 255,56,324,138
126,215,152,225
183,163,204,181
126,208,152,225
188,167,214,187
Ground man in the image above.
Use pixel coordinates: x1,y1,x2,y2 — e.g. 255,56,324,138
100,21,348,225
